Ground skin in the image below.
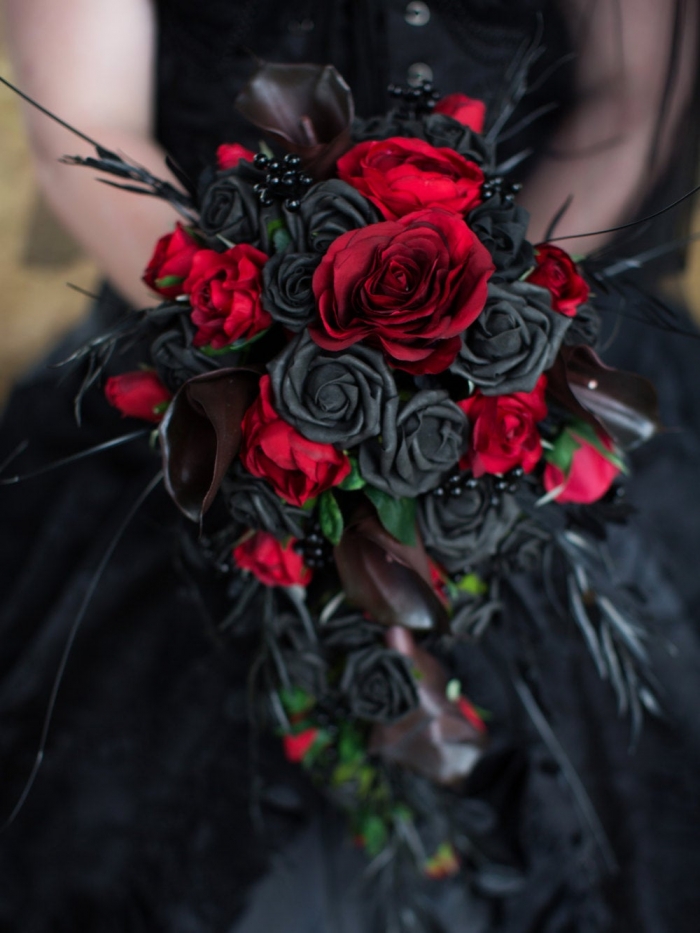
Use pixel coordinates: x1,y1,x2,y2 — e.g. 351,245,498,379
3,0,698,304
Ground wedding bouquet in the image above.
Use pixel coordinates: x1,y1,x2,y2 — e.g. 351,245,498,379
38,62,663,889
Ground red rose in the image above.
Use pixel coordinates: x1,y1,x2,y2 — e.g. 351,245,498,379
232,530,312,587
543,426,621,504
143,224,200,299
283,728,319,763
433,93,486,133
310,208,494,375
183,244,270,349
104,371,172,423
216,142,256,171
240,376,351,506
336,136,484,220
458,375,548,476
456,697,487,735
527,244,589,317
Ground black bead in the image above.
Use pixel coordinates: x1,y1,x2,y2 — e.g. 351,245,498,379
450,487,463,497
433,486,445,497
284,153,301,167
490,495,501,507
299,174,313,187
260,193,274,207
494,479,509,492
285,199,301,212
253,153,269,168
465,477,479,489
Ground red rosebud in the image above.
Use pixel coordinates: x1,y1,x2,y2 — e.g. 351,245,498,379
233,530,312,587
310,208,493,375
282,728,319,763
183,244,270,349
458,375,548,477
216,142,256,171
543,428,621,504
527,243,589,317
240,376,351,506
105,371,172,423
143,224,200,299
337,136,484,220
456,696,487,735
433,93,486,133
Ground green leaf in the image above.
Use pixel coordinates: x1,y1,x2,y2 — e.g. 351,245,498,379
544,428,581,474
364,487,417,546
301,496,318,512
360,815,388,856
338,457,366,491
155,274,184,289
456,573,488,596
266,218,292,253
272,227,292,252
319,490,344,545
278,685,315,716
199,328,271,357
338,723,365,765
332,762,360,786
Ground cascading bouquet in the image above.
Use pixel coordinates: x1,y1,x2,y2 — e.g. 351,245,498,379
52,63,663,891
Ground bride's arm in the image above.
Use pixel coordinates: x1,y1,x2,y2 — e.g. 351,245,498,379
4,0,179,307
520,0,698,253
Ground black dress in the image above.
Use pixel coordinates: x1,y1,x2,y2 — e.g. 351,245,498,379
1,3,700,931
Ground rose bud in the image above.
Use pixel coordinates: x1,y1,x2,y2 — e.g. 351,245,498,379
527,243,590,317
458,375,548,477
337,136,484,220
105,371,172,423
543,424,623,504
232,530,312,587
216,142,256,171
433,93,486,133
282,728,319,763
143,223,200,299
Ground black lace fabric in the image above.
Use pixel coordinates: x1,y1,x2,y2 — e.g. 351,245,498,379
1,2,700,931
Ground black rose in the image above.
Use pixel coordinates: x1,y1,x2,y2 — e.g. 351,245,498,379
268,331,398,447
451,282,572,395
284,179,379,255
262,251,319,331
198,166,262,247
352,113,491,166
321,612,385,652
562,301,601,347
468,195,534,282
271,611,327,698
150,318,226,393
223,463,306,539
422,113,491,164
340,646,418,723
417,478,521,573
359,390,469,497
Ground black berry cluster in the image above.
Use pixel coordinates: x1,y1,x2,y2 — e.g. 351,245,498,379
252,152,313,212
481,176,523,204
432,467,524,505
293,520,333,569
388,80,441,118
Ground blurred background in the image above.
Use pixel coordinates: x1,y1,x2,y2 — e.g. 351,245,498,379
1,11,700,405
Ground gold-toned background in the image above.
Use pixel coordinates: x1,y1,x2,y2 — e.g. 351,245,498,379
1,15,699,405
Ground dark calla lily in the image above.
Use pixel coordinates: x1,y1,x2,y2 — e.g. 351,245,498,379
159,368,259,524
369,627,487,785
547,347,662,450
235,62,355,178
333,512,449,633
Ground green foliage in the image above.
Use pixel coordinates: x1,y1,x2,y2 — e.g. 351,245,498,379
364,487,417,546
319,490,344,545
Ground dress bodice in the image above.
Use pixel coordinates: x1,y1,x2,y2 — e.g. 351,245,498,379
154,0,572,179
